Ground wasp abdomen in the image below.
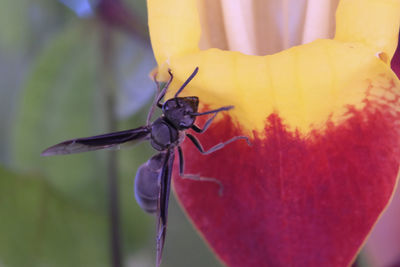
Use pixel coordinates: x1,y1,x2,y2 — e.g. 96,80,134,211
134,153,166,214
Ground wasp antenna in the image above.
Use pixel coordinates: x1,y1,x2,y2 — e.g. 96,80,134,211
191,105,234,116
174,67,199,98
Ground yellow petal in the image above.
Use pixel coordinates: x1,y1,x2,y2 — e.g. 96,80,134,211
335,0,400,61
168,42,398,134
147,0,200,69
147,0,400,136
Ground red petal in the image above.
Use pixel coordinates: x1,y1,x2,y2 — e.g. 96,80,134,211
173,84,400,266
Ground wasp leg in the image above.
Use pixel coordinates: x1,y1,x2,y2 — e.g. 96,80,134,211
186,133,251,155
177,146,223,196
191,105,238,133
191,112,218,133
147,69,174,125
156,69,173,108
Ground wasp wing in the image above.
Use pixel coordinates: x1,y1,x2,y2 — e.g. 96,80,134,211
156,149,174,267
41,126,150,156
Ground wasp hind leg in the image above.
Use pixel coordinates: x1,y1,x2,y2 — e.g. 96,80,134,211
177,146,224,196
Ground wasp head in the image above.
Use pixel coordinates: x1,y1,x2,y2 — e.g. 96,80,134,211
162,96,199,130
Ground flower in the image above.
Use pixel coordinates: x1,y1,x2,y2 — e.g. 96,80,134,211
147,0,400,266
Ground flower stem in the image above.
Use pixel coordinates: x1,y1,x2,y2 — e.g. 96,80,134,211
100,23,122,267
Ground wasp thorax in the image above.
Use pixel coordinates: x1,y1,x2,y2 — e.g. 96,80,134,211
163,97,199,129
150,118,179,151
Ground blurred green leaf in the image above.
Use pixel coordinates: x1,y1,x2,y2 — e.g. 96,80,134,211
0,1,30,50
13,22,107,208
0,166,109,267
0,0,68,52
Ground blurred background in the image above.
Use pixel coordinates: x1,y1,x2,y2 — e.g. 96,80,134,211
0,0,223,266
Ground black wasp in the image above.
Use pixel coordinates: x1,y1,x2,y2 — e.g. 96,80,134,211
42,67,250,266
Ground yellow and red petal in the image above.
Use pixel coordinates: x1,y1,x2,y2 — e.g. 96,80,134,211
363,39,400,267
147,0,400,266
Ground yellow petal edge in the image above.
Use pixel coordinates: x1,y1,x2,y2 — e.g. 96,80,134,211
147,0,400,137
